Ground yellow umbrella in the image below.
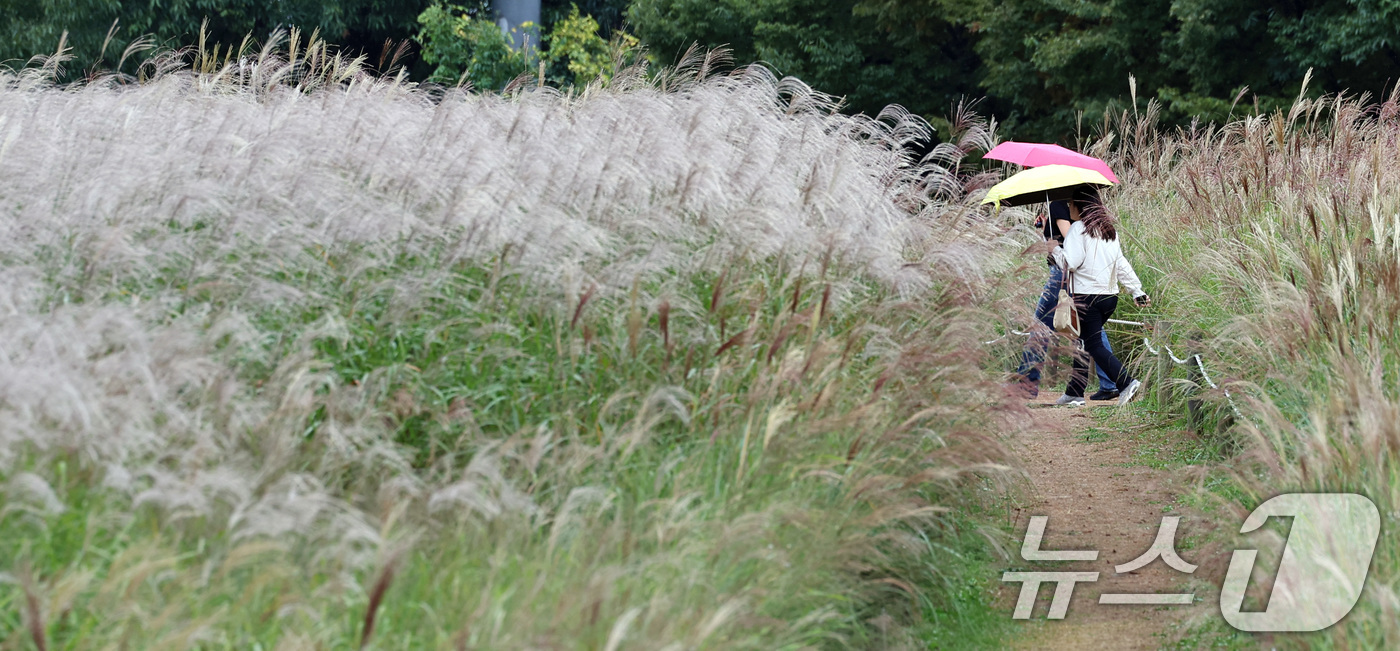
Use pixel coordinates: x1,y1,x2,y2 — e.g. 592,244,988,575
981,164,1114,208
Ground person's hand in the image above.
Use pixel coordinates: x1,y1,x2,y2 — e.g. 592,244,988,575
1034,214,1045,228
1135,294,1152,307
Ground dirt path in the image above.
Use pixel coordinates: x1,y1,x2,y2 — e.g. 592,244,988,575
1000,394,1227,650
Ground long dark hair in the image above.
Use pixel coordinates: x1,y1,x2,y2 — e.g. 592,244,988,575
1073,187,1116,240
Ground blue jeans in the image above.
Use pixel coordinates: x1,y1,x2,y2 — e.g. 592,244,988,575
1016,265,1117,391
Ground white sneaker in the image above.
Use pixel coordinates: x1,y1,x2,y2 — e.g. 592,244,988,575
1055,395,1086,407
1117,379,1143,406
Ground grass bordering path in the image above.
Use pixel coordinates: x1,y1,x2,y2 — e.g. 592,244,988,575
1095,87,1400,648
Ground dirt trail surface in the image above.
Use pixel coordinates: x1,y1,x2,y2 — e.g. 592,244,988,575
1000,394,1226,650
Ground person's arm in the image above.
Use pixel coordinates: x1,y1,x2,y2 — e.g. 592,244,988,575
1048,201,1072,240
1115,249,1147,299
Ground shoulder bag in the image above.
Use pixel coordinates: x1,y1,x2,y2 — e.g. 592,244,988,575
1052,267,1080,336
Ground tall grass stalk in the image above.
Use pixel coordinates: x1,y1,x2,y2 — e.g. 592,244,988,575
1088,81,1400,647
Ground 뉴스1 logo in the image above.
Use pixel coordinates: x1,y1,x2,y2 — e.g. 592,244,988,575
1002,493,1381,632
1220,493,1380,631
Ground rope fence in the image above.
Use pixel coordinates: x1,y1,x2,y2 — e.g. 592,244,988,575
982,330,1031,345
989,317,1245,422
1139,338,1245,421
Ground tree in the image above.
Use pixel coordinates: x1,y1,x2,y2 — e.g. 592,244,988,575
416,1,636,89
627,0,980,120
544,0,630,39
0,0,130,71
888,0,1184,139
1267,0,1400,95
543,5,622,86
854,0,1393,140
416,1,530,88
0,0,431,78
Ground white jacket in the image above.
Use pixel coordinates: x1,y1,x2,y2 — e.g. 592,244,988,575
1055,221,1146,297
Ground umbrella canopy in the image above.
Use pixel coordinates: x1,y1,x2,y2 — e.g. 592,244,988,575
984,141,1118,183
981,164,1114,208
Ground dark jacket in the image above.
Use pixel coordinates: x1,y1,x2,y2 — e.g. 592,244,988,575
1044,200,1072,266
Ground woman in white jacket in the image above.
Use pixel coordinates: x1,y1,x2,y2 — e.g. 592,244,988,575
1055,189,1150,406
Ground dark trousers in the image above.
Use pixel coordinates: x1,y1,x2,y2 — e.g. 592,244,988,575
1065,294,1134,398
1017,265,1116,389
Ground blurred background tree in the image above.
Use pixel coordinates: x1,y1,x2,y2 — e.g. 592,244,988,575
0,0,429,75
416,1,529,88
544,0,629,38
627,0,980,120
3,0,1397,140
415,1,635,89
799,0,1400,139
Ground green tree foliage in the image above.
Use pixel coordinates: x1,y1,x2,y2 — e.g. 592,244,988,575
1267,0,1400,91
543,6,620,85
0,0,428,76
416,2,531,88
636,0,1400,140
544,0,630,38
415,1,636,89
627,0,979,119
932,0,1183,137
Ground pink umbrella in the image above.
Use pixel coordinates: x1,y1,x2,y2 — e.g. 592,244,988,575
983,141,1118,184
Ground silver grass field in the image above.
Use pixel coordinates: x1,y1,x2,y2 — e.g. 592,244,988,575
11,29,1400,651
0,43,1023,649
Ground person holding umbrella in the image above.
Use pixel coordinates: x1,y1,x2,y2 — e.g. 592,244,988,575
1052,187,1149,406
1012,198,1121,400
978,146,1126,401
